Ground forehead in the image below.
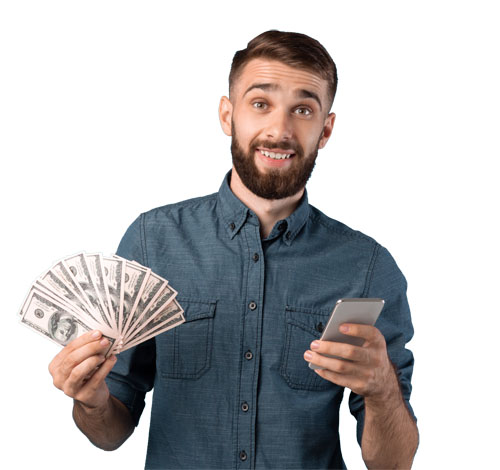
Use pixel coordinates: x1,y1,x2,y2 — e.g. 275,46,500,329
233,58,328,102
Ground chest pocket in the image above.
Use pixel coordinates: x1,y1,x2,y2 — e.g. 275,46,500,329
280,305,336,391
156,299,216,380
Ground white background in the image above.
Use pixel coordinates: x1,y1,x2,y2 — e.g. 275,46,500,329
1,1,498,468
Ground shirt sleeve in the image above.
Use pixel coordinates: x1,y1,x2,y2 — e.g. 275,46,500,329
348,243,417,445
105,214,156,426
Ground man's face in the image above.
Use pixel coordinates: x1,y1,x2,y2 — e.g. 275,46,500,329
220,58,335,199
54,318,74,343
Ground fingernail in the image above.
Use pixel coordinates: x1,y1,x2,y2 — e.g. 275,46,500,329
340,325,349,333
100,338,109,346
311,340,320,349
304,351,313,361
92,330,101,339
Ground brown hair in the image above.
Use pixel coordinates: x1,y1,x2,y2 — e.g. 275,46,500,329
229,30,338,111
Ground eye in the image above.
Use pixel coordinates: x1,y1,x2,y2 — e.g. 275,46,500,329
294,107,312,116
252,101,268,110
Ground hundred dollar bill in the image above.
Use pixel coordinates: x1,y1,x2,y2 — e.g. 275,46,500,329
38,268,97,322
30,282,116,338
64,253,112,329
102,256,125,333
118,313,185,353
86,253,115,329
124,281,177,341
116,258,151,336
20,288,115,354
121,270,168,337
50,260,100,323
126,298,183,344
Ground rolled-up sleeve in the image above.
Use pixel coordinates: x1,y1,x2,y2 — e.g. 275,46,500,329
349,244,417,444
105,214,156,426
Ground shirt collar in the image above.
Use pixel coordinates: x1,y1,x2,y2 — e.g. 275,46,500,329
217,170,310,245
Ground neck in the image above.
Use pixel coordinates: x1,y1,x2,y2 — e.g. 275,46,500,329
230,167,304,238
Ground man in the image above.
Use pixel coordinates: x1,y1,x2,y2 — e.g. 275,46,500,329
49,30,418,469
49,312,78,345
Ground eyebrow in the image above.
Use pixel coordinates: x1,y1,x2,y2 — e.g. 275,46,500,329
243,82,323,111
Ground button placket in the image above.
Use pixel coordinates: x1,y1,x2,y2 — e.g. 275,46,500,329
236,223,263,468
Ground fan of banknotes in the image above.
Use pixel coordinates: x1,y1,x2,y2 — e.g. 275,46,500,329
19,252,185,356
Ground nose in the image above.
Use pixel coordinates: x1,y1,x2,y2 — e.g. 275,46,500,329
266,109,293,141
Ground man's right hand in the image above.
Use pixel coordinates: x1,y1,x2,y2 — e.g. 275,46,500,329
48,330,117,411
49,330,134,450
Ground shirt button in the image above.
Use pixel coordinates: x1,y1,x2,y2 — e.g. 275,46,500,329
245,350,253,360
229,222,235,230
241,402,249,412
278,222,287,231
316,322,324,333
248,301,257,311
252,252,259,262
239,450,247,461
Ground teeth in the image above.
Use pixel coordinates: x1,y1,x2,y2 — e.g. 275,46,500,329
261,150,291,160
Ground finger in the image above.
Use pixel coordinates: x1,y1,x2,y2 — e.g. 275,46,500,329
62,354,107,397
79,355,117,396
314,368,364,392
49,330,103,372
310,340,368,363
304,350,358,375
339,324,383,344
58,337,111,378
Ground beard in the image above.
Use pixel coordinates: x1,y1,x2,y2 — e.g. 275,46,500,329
231,121,321,200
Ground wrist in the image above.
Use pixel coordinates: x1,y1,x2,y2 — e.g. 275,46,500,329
74,394,111,418
364,367,404,416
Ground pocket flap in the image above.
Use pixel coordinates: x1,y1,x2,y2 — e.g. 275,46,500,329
285,305,331,336
177,299,216,322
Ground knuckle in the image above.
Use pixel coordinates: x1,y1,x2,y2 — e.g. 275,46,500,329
343,346,355,360
335,359,347,373
62,383,74,398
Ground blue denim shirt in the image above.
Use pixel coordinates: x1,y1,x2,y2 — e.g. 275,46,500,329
106,171,415,469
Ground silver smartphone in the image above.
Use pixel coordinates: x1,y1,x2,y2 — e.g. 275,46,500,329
308,298,385,370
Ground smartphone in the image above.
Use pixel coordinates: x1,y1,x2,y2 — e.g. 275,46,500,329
308,298,384,370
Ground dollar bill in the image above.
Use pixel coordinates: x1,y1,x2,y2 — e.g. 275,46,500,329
118,313,185,353
126,298,183,344
39,268,96,321
121,270,168,337
101,256,125,334
117,258,151,336
86,253,115,329
64,253,112,329
20,288,115,355
19,252,184,355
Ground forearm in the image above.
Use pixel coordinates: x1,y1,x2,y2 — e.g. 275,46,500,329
73,394,135,451
361,375,419,468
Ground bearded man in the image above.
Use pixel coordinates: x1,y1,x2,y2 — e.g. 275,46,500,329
49,30,419,469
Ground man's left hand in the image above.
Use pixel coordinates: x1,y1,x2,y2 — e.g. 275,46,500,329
303,324,400,407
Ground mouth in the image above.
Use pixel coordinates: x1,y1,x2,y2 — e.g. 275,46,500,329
257,148,296,161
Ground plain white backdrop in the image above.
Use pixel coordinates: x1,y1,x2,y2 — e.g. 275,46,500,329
1,1,498,468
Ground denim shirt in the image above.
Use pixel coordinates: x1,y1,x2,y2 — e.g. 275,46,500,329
106,171,415,470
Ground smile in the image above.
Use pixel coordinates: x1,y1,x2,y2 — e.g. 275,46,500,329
258,149,294,160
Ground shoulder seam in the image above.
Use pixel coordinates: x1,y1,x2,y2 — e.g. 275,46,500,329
310,209,374,242
152,193,218,214
362,243,381,297
139,213,148,266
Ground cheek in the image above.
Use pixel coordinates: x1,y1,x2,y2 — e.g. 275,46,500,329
233,113,262,145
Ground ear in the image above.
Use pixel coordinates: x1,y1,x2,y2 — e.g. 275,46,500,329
219,96,233,136
318,112,336,149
